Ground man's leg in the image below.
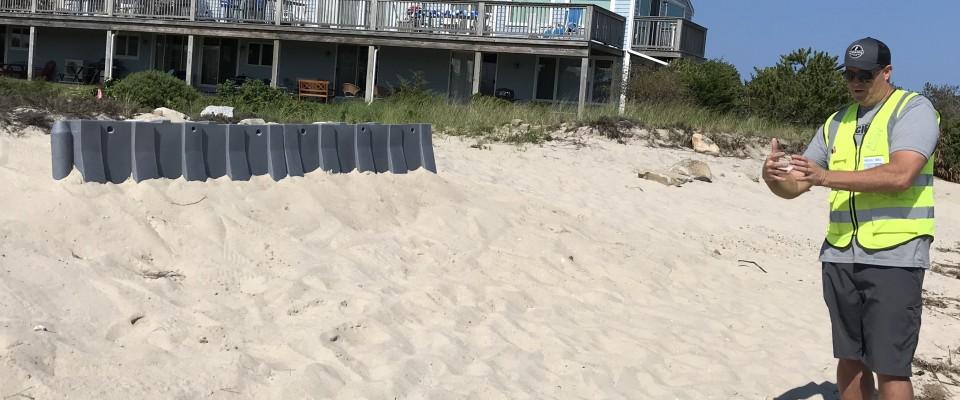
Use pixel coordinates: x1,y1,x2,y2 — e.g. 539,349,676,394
877,374,912,400
837,359,875,400
858,265,925,400
823,262,871,399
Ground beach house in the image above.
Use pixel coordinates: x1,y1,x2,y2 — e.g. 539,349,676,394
0,0,704,113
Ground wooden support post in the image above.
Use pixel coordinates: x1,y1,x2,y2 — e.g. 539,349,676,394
618,1,636,115
189,0,196,20
364,45,376,104
104,30,114,82
106,0,113,16
185,35,195,85
270,39,280,88
471,51,481,95
26,27,36,80
577,56,589,119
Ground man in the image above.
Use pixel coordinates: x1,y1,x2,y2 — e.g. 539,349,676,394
762,37,941,400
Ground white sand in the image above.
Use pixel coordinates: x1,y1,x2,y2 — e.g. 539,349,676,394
0,130,958,399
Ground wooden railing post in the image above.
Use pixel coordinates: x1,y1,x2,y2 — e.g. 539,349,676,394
583,6,593,41
367,0,378,30
106,0,113,16
29,0,36,13
275,0,282,25
673,19,683,53
189,0,196,20
475,1,484,36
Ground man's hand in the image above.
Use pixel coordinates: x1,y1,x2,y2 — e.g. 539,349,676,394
762,138,813,199
791,155,827,186
761,139,789,182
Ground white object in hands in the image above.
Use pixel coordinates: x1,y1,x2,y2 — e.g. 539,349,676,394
777,155,794,172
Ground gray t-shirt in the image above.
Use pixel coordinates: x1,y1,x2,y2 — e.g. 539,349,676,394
802,94,941,268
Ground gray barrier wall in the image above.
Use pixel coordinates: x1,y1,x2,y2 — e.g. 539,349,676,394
51,120,438,183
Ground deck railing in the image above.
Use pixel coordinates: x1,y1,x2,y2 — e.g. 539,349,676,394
314,0,367,28
195,0,273,22
588,6,622,47
36,0,106,14
377,0,477,35
1,0,625,49
115,0,191,19
0,0,32,12
483,3,585,40
632,16,705,58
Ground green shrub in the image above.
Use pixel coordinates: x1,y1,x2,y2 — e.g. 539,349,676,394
216,79,287,112
923,83,960,182
105,70,199,110
626,64,689,104
745,48,850,126
0,77,133,121
672,58,744,113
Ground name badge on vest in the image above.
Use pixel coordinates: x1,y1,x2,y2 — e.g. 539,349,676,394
863,156,885,170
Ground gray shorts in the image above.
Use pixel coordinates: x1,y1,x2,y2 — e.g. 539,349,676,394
821,262,925,377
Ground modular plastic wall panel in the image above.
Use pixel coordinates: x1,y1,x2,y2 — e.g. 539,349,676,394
51,120,438,183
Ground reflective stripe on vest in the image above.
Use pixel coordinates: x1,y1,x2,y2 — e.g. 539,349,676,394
823,89,937,250
829,207,934,223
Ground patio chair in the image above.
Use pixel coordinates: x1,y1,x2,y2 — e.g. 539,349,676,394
374,85,391,98
342,82,361,98
542,7,583,38
58,62,85,84
298,79,330,102
37,61,56,81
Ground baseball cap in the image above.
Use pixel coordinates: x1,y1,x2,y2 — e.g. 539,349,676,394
841,37,891,70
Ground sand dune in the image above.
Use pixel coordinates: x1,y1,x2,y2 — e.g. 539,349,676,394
0,129,957,399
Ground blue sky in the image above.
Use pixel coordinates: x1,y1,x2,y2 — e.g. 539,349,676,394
694,0,959,92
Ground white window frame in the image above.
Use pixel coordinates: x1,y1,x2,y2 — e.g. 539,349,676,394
246,42,274,67
114,33,140,60
9,27,30,50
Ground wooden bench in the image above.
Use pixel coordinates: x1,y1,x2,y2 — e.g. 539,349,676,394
298,79,330,102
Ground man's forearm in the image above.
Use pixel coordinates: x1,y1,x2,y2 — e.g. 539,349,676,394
765,175,808,199
822,164,915,193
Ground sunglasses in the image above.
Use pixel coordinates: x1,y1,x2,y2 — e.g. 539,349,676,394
842,68,881,82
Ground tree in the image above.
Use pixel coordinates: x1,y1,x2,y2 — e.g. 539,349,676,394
745,48,850,126
923,83,960,182
672,58,744,114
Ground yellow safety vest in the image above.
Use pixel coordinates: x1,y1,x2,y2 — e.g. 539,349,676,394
822,89,937,250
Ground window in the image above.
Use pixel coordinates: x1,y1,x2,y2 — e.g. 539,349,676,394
114,34,139,58
536,57,612,103
535,57,557,100
591,59,614,103
10,27,30,50
555,58,581,102
247,43,274,66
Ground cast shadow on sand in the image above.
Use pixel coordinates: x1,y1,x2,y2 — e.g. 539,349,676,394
774,381,840,400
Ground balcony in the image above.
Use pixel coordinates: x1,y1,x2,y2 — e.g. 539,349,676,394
0,0,625,50
632,16,706,60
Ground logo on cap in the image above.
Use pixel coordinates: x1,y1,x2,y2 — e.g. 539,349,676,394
849,45,864,59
